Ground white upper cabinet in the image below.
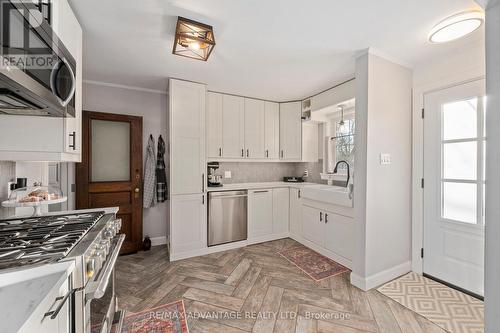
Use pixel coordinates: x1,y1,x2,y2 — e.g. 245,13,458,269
0,0,82,162
264,102,280,159
222,95,245,158
244,98,265,159
279,101,302,160
302,122,319,162
169,79,206,195
207,92,223,158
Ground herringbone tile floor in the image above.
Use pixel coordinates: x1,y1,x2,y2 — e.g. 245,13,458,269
115,238,446,333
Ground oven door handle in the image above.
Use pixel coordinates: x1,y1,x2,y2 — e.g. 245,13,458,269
87,234,125,299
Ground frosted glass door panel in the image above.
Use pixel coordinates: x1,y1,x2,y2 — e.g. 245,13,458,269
442,98,477,140
443,182,477,224
443,142,477,180
91,120,130,182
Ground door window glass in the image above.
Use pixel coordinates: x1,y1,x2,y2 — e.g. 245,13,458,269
91,120,130,182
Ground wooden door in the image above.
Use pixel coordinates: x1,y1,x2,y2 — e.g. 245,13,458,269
244,98,265,159
222,95,245,158
76,111,143,254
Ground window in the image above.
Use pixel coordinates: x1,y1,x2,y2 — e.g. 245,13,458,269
441,97,486,225
327,116,355,174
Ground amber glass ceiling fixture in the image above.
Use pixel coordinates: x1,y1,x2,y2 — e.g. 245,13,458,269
173,17,216,61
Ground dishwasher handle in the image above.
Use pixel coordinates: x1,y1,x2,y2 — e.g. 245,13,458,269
209,191,247,198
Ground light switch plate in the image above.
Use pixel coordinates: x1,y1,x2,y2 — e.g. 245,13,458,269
224,171,232,179
380,153,391,165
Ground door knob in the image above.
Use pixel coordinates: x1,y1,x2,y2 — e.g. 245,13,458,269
134,188,140,193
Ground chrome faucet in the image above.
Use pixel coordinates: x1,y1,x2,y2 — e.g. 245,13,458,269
333,160,350,188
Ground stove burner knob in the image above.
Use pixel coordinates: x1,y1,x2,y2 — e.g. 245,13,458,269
86,258,96,279
114,218,122,231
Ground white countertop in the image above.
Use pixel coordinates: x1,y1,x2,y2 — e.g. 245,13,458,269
207,181,318,192
0,261,75,333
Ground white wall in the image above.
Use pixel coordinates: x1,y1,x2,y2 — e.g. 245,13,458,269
351,50,413,290
82,81,169,244
484,0,500,331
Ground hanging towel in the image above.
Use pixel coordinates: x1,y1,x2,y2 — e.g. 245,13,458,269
156,135,168,202
143,135,156,208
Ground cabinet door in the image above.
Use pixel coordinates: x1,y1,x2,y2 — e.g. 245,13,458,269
207,92,223,158
301,204,325,246
171,194,207,254
302,123,319,162
280,102,302,160
264,102,280,159
289,188,302,236
248,189,273,239
244,98,265,158
272,188,289,234
222,95,245,158
61,1,82,157
324,211,354,261
170,79,206,195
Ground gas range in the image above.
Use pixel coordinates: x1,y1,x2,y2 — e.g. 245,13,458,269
0,210,125,333
0,212,104,270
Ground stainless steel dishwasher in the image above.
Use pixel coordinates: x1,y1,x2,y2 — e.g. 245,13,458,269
208,190,248,246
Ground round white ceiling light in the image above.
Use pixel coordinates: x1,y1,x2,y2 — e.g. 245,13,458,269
429,11,484,43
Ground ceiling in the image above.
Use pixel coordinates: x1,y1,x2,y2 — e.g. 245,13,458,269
68,0,484,101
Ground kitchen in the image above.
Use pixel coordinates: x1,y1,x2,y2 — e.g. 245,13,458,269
0,1,498,333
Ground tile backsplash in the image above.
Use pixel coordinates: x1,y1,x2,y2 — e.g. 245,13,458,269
214,162,299,184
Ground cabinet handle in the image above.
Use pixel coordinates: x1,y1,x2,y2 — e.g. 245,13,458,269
44,289,75,320
325,213,328,223
246,149,249,157
69,131,76,150
202,173,205,192
319,212,323,222
241,149,244,157
298,190,301,198
254,190,269,193
281,150,284,158
219,148,222,157
266,150,269,158
202,195,205,205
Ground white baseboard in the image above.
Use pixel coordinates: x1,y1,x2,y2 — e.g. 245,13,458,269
350,261,412,291
150,236,168,247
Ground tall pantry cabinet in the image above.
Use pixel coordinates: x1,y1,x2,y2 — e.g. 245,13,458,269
168,79,207,259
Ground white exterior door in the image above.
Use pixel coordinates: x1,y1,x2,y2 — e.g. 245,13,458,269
423,79,485,296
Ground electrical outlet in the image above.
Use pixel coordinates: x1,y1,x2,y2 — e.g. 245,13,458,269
380,153,391,165
224,171,232,179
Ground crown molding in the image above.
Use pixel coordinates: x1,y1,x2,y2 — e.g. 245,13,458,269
83,80,167,95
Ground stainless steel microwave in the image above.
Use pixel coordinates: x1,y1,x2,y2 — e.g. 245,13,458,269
0,0,76,117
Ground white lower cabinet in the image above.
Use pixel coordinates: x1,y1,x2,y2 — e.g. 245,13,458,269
170,194,207,257
289,188,302,236
19,275,71,333
248,188,290,243
299,200,354,267
272,188,289,234
248,189,273,239
302,204,325,246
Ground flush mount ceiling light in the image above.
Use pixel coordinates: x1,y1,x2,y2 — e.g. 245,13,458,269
173,16,215,61
429,11,484,43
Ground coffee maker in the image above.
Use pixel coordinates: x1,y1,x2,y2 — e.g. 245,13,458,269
207,162,223,187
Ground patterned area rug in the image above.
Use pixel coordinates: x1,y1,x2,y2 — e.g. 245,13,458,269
120,300,189,333
378,273,484,333
278,244,350,281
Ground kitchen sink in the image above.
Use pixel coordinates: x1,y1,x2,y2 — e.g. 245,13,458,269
301,184,353,207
